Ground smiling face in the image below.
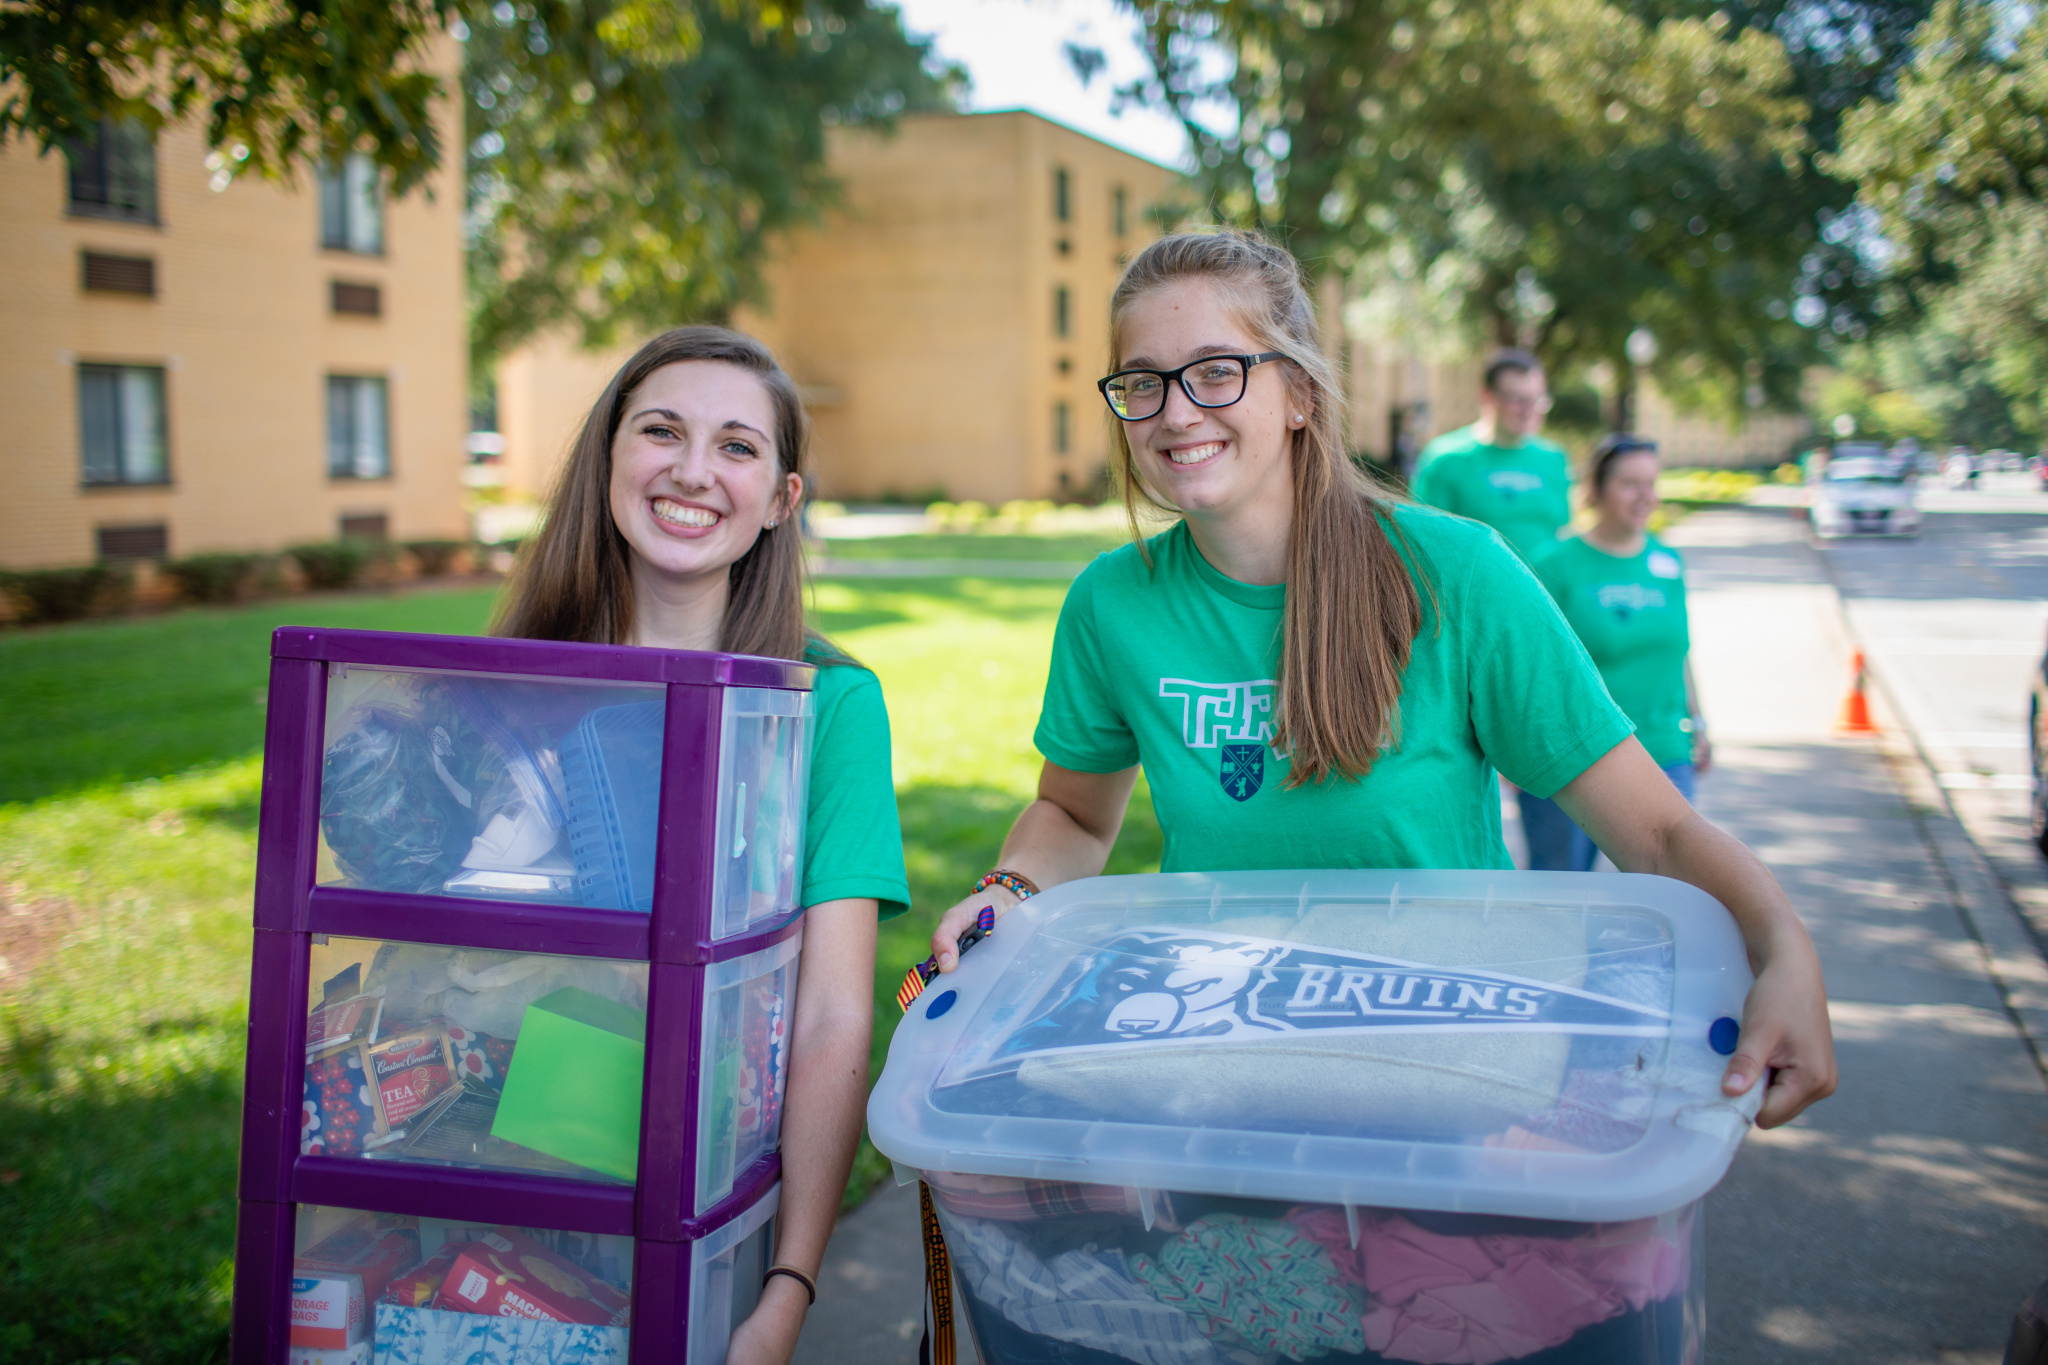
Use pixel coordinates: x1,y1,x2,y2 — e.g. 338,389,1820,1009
606,360,799,589
1113,277,1304,518
1596,449,1661,534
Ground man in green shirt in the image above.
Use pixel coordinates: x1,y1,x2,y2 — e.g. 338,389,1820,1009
1410,350,1572,563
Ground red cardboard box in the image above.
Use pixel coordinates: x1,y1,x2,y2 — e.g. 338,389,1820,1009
382,1243,462,1310
363,1028,456,1134
432,1229,630,1326
291,1220,419,1347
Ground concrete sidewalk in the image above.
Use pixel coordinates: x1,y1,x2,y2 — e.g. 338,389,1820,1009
1670,508,2048,1362
797,507,2048,1365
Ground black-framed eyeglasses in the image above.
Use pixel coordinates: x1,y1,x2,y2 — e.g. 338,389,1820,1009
1097,352,1289,421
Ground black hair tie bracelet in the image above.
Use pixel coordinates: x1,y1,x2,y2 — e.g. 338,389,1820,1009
763,1263,818,1306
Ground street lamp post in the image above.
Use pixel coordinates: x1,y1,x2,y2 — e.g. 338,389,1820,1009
1622,327,1658,432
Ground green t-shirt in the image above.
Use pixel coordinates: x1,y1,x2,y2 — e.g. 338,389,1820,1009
1410,425,1573,564
1032,508,1633,873
1532,535,1692,769
802,645,911,918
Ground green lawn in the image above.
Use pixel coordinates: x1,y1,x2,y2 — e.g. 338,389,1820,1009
815,531,1129,561
0,575,1159,1363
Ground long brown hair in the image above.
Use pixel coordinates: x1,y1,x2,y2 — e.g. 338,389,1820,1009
1108,230,1423,786
492,325,821,661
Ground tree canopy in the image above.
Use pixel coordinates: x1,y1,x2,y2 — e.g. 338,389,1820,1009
2,1,957,361
1108,0,1931,422
1,0,455,191
1833,0,2048,439
464,0,957,364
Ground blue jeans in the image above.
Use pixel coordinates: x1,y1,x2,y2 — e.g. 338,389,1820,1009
1519,763,1696,871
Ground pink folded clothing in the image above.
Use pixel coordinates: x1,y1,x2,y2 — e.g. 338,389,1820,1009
1287,1208,1685,1365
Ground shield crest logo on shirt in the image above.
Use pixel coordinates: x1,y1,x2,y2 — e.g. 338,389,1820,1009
1221,744,1264,801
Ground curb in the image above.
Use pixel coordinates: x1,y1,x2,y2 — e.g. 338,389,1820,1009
1809,540,2048,1081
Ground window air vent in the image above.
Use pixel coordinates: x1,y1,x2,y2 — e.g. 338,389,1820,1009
82,252,156,296
331,281,382,316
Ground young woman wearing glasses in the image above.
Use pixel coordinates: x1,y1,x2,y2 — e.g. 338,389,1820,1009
926,230,1833,1134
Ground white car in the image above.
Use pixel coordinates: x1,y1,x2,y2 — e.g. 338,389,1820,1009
1812,456,1921,538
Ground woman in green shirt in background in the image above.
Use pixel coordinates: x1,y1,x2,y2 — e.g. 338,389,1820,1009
928,230,1833,1132
1520,434,1711,871
496,326,910,1365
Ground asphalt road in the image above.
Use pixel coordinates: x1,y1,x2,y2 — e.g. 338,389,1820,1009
1816,487,2048,963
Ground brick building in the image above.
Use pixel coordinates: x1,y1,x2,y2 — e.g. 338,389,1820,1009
0,81,468,570
494,110,1181,505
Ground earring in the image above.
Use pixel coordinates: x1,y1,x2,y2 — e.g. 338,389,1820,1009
1292,414,1304,426
765,519,779,529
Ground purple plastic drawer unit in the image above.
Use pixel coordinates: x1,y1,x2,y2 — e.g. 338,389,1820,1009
232,629,813,1365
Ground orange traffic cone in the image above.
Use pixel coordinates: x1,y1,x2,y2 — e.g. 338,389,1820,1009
1837,650,1879,734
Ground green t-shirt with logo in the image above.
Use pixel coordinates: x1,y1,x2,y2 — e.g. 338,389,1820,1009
1031,508,1633,873
1531,535,1692,769
1410,425,1573,564
803,644,912,918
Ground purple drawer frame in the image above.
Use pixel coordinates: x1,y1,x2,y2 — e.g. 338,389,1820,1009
232,629,814,1364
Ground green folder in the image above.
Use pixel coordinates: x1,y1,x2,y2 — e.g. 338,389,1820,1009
490,987,646,1182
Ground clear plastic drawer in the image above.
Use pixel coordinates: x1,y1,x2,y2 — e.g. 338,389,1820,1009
289,1204,633,1361
686,1184,780,1364
317,665,666,912
302,938,651,1185
709,688,813,939
696,932,802,1212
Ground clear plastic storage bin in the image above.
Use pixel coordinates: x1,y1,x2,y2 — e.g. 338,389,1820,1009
869,871,1764,1365
696,932,801,1212
709,688,813,939
317,665,667,912
290,1204,635,1363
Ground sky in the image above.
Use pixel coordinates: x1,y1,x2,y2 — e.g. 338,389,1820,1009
891,0,1194,169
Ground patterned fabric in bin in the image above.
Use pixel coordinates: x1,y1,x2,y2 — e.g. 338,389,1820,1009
304,1049,378,1156
373,1302,627,1364
445,1024,515,1092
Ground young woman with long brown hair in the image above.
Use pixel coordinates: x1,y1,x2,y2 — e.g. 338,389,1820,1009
928,230,1834,1132
496,326,907,1365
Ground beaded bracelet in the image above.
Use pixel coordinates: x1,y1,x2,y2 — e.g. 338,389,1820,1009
762,1263,817,1306
973,867,1040,900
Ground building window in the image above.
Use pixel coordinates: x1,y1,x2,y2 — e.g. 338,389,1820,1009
1054,401,1071,455
66,119,158,223
320,153,384,254
339,513,389,542
328,375,391,478
97,523,169,560
1114,185,1128,237
1054,285,1071,338
1054,166,1071,222
331,280,383,316
78,364,169,485
81,251,156,296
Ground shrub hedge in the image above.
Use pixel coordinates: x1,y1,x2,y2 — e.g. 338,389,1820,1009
162,553,263,604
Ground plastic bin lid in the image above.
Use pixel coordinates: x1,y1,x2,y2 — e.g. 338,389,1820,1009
868,871,1764,1223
